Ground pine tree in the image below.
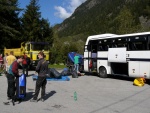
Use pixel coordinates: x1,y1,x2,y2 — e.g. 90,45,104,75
40,18,53,46
21,0,53,45
0,0,21,48
21,0,41,41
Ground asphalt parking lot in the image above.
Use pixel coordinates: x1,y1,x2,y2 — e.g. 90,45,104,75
1,70,150,113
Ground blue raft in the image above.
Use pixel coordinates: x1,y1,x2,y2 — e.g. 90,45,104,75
68,52,83,64
32,75,70,81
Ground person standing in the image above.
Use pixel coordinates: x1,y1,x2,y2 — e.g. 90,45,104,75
30,51,48,102
6,56,24,104
6,51,16,100
74,53,80,73
6,51,16,73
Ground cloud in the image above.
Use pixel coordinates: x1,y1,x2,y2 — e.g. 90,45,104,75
54,0,87,19
68,0,87,12
54,6,71,19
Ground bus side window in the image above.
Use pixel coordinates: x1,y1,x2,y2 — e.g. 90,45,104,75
133,43,137,50
148,36,150,50
143,43,146,50
127,43,132,51
98,46,104,51
114,44,117,48
104,45,109,51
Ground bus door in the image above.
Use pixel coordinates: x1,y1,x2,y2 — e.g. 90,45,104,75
84,45,91,72
90,44,97,72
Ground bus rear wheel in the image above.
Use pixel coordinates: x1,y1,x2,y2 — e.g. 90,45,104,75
99,67,107,78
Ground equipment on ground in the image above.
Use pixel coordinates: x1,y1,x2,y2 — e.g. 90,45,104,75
133,77,146,87
16,74,26,99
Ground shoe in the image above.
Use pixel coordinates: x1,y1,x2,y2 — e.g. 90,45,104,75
7,97,11,100
30,98,37,102
40,98,45,102
12,99,15,106
3,102,10,105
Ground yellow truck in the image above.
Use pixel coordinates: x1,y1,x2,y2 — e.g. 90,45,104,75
4,42,50,68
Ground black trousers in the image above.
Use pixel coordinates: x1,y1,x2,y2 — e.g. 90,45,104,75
7,74,15,100
33,76,47,99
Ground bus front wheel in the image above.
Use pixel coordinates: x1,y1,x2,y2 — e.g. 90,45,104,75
99,67,107,78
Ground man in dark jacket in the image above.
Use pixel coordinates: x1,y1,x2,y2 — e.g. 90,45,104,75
30,51,48,102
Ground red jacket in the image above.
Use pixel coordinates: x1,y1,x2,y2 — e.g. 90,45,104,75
22,55,27,65
12,61,19,76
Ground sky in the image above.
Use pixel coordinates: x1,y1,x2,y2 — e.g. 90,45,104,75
18,0,87,26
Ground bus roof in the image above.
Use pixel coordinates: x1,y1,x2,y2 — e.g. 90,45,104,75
85,33,117,45
85,32,150,45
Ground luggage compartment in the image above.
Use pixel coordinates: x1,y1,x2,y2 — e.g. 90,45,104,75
111,63,128,75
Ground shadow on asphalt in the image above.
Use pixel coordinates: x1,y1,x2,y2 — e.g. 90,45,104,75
22,90,56,102
106,75,150,85
45,90,56,100
108,75,134,82
84,72,150,85
24,92,34,101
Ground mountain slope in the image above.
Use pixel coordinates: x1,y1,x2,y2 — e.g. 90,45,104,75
54,0,150,39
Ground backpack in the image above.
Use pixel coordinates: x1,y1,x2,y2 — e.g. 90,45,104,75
8,62,15,75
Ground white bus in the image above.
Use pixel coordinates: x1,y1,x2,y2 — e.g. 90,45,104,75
84,32,150,79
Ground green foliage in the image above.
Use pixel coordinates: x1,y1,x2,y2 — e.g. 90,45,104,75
21,0,53,45
49,34,83,64
49,64,66,69
0,0,22,49
114,6,141,34
21,0,41,41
